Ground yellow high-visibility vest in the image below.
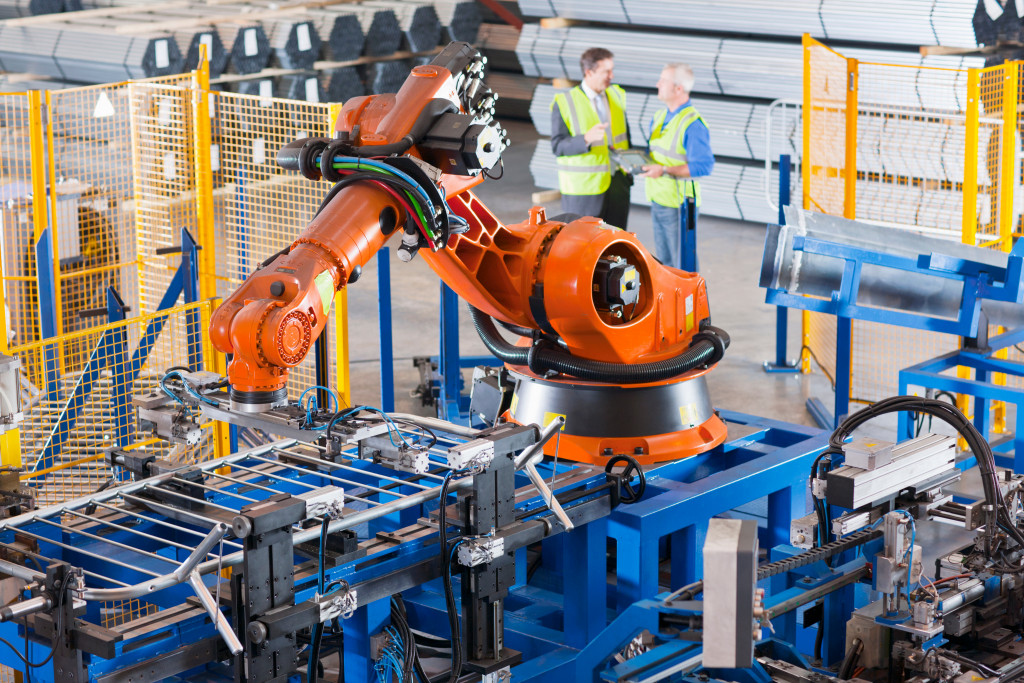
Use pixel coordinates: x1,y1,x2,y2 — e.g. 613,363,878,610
646,104,705,208
551,84,628,196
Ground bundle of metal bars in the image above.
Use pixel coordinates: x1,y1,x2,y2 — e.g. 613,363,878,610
0,23,184,82
362,0,441,52
279,71,326,102
476,21,520,71
0,0,61,19
516,24,982,104
216,21,271,74
265,17,322,70
517,0,978,48
326,65,365,102
307,7,367,62
529,84,800,162
528,141,794,224
423,0,481,43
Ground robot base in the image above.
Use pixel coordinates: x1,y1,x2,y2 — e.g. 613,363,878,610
505,366,727,466
228,386,290,413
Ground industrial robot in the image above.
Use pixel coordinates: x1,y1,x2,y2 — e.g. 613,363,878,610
206,42,730,466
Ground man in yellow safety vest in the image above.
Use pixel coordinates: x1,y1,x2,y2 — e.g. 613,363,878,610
550,47,632,229
641,63,715,269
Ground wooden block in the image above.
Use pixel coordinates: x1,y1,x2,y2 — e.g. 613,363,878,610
531,189,561,203
552,78,577,89
539,17,580,28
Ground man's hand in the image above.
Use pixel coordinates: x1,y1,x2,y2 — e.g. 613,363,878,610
639,164,665,178
583,122,609,145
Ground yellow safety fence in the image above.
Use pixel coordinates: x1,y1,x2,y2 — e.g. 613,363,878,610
0,57,351,502
801,36,1023,423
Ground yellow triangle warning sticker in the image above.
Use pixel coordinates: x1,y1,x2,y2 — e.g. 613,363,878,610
93,92,115,118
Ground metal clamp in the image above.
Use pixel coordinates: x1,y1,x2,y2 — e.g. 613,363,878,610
456,535,505,567
297,486,346,520
319,586,358,621
447,438,495,471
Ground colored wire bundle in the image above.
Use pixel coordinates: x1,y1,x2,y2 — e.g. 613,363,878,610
159,369,219,407
298,385,339,431
438,470,468,683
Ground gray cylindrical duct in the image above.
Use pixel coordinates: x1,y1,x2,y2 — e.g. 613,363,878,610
218,22,271,75
307,8,366,62
264,18,322,70
326,66,365,102
361,1,441,52
361,59,409,94
0,0,62,19
351,6,402,56
278,72,326,103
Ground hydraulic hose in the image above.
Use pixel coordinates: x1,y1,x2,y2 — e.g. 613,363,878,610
469,305,729,384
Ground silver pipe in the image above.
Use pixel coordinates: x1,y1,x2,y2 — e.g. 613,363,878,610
13,528,164,579
62,509,195,552
141,484,240,513
120,494,227,531
206,470,279,494
172,477,261,503
0,595,52,623
92,501,244,550
523,460,574,532
318,461,431,491
0,557,45,582
187,570,244,655
228,462,321,490
254,454,405,498
514,417,563,469
0,440,293,533
32,517,183,567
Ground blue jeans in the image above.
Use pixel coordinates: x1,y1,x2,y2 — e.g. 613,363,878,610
651,202,699,270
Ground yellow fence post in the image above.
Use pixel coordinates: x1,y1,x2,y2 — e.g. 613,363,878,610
192,48,231,457
843,57,858,220
963,69,980,246
327,102,352,408
800,35,813,373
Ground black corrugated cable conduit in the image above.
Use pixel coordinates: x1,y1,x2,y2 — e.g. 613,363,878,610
469,305,729,384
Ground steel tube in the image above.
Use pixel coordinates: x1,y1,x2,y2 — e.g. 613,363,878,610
0,595,52,623
32,517,183,567
188,570,244,655
172,477,261,503
227,462,321,490
13,528,164,579
0,557,45,582
206,470,279,494
92,501,244,550
254,454,405,498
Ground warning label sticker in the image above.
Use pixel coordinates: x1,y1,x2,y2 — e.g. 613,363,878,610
314,270,335,317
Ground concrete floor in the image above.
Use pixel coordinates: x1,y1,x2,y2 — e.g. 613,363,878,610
342,119,831,428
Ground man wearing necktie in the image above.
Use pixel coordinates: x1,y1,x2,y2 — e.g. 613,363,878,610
550,47,632,229
640,63,714,270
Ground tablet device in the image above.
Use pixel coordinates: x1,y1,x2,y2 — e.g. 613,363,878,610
612,148,654,175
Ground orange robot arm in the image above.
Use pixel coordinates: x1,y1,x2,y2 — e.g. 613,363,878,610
209,43,728,411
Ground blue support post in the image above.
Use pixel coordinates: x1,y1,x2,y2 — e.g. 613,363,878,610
180,228,203,371
438,282,462,421
768,482,808,549
765,155,799,374
378,249,395,412
35,227,60,402
562,518,607,648
669,525,704,590
106,288,133,455
835,316,852,427
679,196,697,273
345,597,390,681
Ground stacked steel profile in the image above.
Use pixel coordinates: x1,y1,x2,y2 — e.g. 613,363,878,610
0,0,483,101
516,0,985,223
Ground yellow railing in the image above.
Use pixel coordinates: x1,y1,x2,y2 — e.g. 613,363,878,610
801,35,1023,419
0,54,351,498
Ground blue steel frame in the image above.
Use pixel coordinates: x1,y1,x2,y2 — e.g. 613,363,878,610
899,326,1024,471
762,219,1024,429
764,155,800,375
33,228,203,472
8,410,828,683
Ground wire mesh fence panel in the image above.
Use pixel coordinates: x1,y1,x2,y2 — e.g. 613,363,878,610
803,37,849,218
214,91,337,403
128,81,200,316
11,301,215,507
855,63,972,238
45,74,197,377
1,91,42,366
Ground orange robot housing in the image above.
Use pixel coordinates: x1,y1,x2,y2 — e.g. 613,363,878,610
209,43,729,463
